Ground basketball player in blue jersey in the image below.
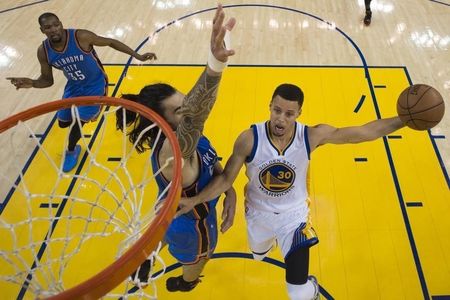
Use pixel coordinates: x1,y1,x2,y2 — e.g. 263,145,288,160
7,12,156,172
178,83,406,300
116,5,237,292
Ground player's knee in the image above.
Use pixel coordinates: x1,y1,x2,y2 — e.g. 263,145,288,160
285,247,309,284
286,282,316,300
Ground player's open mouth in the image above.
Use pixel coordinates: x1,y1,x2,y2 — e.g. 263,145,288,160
274,125,284,134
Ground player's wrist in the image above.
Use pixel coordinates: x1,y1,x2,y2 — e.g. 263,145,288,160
207,50,227,73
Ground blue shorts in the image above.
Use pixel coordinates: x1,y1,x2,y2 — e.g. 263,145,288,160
164,211,218,264
57,105,101,123
58,80,106,122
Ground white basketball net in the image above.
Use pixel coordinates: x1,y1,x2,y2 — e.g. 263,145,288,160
0,104,177,299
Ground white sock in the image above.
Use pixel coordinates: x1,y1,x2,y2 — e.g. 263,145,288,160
286,280,316,300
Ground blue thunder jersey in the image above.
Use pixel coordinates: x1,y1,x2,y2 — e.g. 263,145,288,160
43,29,108,98
151,136,220,264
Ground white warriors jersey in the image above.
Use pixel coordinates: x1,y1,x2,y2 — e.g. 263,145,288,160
245,121,311,214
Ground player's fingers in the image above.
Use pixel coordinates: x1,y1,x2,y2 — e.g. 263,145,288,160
212,3,223,26
224,17,236,32
221,220,232,233
220,222,227,233
214,26,227,50
224,49,235,57
212,10,225,38
174,209,185,218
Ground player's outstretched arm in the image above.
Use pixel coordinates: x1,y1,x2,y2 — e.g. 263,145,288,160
176,4,236,158
77,29,157,61
176,129,252,218
308,116,405,151
7,45,54,89
212,162,237,233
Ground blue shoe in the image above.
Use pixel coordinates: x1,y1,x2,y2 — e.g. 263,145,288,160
63,145,81,172
308,275,320,300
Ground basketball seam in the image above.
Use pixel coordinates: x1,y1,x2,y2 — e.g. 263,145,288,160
408,86,433,110
407,101,444,115
408,118,442,123
406,86,418,128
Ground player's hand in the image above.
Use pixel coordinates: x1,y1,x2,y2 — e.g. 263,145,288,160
6,77,33,90
174,196,197,218
220,192,236,233
136,52,157,61
210,4,236,63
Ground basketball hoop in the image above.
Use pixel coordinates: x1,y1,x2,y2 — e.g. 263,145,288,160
0,96,182,299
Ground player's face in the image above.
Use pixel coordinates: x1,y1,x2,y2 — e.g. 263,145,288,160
161,91,184,130
269,95,301,137
40,17,64,43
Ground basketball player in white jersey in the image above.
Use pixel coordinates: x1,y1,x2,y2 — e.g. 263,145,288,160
176,83,405,300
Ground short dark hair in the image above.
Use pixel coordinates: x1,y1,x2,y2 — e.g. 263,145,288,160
38,12,59,26
272,83,304,107
116,83,177,153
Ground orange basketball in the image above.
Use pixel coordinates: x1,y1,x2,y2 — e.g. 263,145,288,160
397,84,445,130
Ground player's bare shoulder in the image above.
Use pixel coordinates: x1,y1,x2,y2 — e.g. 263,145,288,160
306,123,336,151
74,29,96,51
234,128,254,157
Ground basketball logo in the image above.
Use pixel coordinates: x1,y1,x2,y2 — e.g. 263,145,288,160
259,163,295,193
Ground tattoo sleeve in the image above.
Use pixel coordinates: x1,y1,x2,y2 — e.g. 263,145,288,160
176,69,221,158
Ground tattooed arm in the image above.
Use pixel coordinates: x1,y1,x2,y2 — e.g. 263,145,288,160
177,70,221,158
176,4,236,159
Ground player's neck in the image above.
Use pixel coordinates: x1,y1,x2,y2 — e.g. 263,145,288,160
268,127,294,148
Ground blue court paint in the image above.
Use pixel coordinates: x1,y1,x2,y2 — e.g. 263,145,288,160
431,135,446,139
406,202,424,207
381,135,430,299
354,158,368,162
353,95,366,113
39,203,59,208
432,296,450,300
388,135,403,139
29,134,44,139
11,5,433,299
83,134,92,138
108,83,116,86
374,85,386,88
0,116,57,215
124,252,335,300
107,157,121,161
403,67,449,189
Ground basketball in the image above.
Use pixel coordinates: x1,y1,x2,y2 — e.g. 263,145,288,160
397,84,445,130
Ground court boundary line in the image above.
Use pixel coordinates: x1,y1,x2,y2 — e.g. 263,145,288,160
429,0,450,6
123,252,335,300
10,63,438,300
0,0,49,14
402,66,449,188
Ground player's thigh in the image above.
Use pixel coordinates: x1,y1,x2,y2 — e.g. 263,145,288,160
245,207,276,253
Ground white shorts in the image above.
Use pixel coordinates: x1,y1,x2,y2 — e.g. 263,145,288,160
245,205,316,259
